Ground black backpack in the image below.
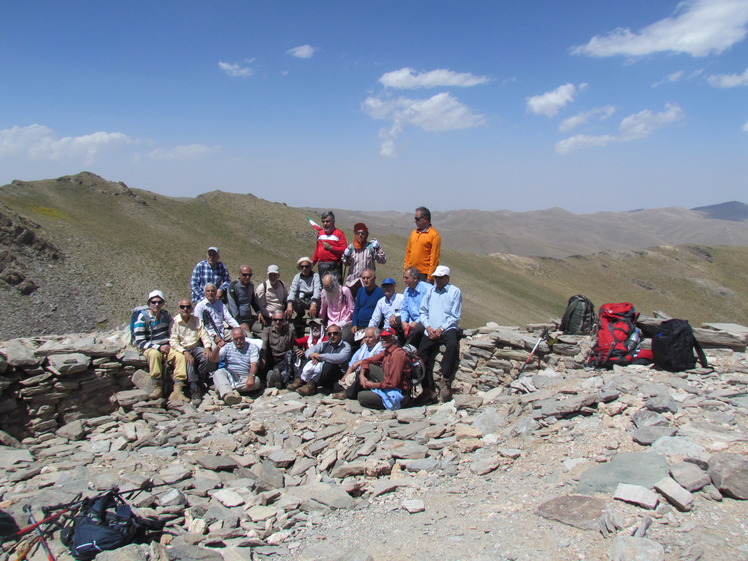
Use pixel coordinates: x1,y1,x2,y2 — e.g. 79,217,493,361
63,491,163,560
560,295,597,335
652,319,708,372
402,344,425,394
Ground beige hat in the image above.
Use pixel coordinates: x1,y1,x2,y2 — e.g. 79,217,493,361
297,256,313,268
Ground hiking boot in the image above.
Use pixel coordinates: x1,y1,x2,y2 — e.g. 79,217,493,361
331,391,348,400
296,381,317,396
414,388,438,406
438,380,453,403
190,387,202,407
266,369,283,389
169,382,190,403
148,384,163,400
223,390,242,405
286,378,304,391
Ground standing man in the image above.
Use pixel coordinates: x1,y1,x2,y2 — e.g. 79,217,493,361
342,222,386,298
195,283,239,342
256,264,288,327
226,265,263,335
311,211,347,281
418,266,462,403
209,327,261,405
399,267,431,347
404,207,441,282
169,298,215,405
191,246,231,303
133,290,173,401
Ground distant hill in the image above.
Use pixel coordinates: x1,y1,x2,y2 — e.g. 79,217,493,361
691,201,748,222
0,172,746,339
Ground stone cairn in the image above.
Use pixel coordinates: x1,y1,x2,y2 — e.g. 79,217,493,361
1,318,747,560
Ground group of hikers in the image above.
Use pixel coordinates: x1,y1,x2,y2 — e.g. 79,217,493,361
131,208,463,410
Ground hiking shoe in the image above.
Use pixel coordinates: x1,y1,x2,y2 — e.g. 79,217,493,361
266,369,283,389
331,391,348,400
190,387,202,407
148,384,163,400
223,391,242,405
414,388,438,406
296,381,317,396
286,378,304,391
438,383,453,403
169,382,190,403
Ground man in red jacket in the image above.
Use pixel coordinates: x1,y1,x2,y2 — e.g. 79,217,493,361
312,211,347,282
356,328,412,410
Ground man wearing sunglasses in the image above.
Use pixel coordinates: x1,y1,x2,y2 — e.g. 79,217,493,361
169,298,215,406
293,323,351,396
132,290,173,400
404,206,441,282
226,264,263,335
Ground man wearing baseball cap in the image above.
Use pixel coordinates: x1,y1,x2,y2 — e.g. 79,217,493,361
190,246,231,303
418,265,462,403
368,277,403,332
356,327,412,410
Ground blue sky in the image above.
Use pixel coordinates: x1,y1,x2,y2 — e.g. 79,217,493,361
1,0,746,213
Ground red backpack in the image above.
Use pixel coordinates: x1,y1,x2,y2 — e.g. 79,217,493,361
588,302,641,369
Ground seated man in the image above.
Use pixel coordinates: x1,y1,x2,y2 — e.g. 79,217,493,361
289,323,351,396
208,327,261,405
350,269,383,338
260,311,295,388
320,274,354,343
369,277,404,332
399,266,430,347
287,256,321,335
333,326,382,400
190,246,231,303
418,265,462,403
357,328,412,410
256,264,288,327
132,290,173,401
226,265,263,335
195,283,239,342
170,298,215,406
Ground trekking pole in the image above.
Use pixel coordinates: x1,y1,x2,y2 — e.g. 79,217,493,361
23,506,55,561
518,328,549,375
202,310,223,343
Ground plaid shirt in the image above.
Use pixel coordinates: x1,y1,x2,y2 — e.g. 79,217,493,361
190,259,231,302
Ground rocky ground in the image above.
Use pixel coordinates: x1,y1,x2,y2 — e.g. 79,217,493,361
2,329,748,561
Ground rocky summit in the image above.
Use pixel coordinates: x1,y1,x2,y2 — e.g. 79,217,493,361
1,321,747,561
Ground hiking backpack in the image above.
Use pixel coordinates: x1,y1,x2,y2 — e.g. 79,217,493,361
588,302,641,369
62,490,164,560
652,319,708,372
560,295,597,335
402,343,425,394
128,305,149,345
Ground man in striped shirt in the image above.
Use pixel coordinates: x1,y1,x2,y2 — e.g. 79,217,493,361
133,290,172,400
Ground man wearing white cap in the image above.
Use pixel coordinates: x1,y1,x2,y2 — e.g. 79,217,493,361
132,290,174,400
255,264,288,326
418,265,462,403
190,246,231,303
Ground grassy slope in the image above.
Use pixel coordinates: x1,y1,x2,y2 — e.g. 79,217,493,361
1,173,746,334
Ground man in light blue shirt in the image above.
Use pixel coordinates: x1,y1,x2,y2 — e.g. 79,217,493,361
418,265,462,403
369,278,404,330
400,267,430,346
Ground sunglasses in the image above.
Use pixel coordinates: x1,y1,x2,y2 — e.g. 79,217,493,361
179,305,192,309
241,273,253,277
149,300,164,305
300,264,312,269
327,331,341,335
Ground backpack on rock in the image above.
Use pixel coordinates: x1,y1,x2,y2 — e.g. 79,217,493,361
560,295,597,335
588,302,642,369
652,319,708,372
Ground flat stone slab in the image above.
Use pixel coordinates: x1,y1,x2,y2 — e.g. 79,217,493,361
669,461,711,492
654,477,693,511
286,482,355,510
632,426,677,446
0,446,34,469
47,353,91,375
613,483,659,510
608,536,664,561
708,452,748,499
537,495,612,531
577,452,669,495
650,436,707,461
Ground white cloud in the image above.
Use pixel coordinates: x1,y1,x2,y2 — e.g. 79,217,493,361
0,124,134,164
559,106,616,132
363,92,485,157
147,144,221,160
653,70,686,87
526,83,587,118
287,45,317,59
572,0,748,58
218,60,253,77
556,102,684,153
707,67,748,87
743,121,748,131
379,67,490,89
